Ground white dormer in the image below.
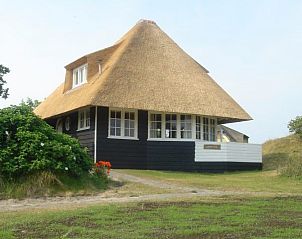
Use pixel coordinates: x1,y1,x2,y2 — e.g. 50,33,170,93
72,64,87,88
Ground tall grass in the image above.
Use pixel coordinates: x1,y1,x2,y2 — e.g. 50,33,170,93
0,171,108,200
263,134,302,179
280,154,302,179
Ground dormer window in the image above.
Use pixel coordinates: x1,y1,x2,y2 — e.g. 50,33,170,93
73,64,87,88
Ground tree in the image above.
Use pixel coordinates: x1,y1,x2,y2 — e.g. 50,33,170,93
21,98,41,109
0,65,10,99
288,116,302,137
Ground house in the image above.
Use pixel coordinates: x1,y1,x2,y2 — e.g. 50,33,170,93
217,125,249,143
34,20,262,172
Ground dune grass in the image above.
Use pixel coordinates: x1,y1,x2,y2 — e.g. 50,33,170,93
1,196,302,239
0,172,108,200
262,134,302,171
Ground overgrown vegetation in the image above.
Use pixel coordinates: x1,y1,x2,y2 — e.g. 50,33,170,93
0,171,108,199
0,104,109,198
263,134,302,179
0,64,10,99
1,197,302,239
0,104,92,179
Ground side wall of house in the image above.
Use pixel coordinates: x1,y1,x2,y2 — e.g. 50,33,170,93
46,106,261,172
95,107,262,172
96,107,147,169
46,107,95,158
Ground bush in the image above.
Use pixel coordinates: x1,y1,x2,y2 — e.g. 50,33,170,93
288,116,302,138
0,104,93,180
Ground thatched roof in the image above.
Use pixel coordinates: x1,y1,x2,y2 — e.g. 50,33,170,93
34,19,252,123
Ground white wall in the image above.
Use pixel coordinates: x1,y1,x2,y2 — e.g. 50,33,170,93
195,142,262,163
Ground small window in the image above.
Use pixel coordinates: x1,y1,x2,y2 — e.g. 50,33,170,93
109,109,137,138
65,117,70,131
73,64,87,88
150,114,162,138
109,110,122,136
180,115,192,139
165,114,177,138
124,112,135,137
78,108,90,130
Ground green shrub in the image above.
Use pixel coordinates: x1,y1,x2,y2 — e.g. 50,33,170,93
0,104,93,180
288,116,302,138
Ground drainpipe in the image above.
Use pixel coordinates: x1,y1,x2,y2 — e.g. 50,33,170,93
94,106,98,163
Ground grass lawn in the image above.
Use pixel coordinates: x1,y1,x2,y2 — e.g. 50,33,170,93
0,196,302,239
119,169,302,194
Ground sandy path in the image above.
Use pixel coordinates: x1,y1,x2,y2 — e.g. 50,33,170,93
0,170,229,212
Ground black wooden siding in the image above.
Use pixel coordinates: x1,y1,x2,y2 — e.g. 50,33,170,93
96,107,147,169
46,106,261,172
96,106,261,172
146,141,195,170
46,107,95,158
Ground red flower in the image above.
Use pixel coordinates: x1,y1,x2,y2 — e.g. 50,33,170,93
95,161,111,175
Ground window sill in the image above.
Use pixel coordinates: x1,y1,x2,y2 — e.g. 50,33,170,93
72,82,87,89
77,127,91,132
147,138,195,142
147,138,217,142
107,136,139,141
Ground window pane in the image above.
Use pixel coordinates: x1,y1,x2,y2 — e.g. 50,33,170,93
79,68,83,83
203,117,209,141
150,114,162,138
110,119,115,128
116,128,121,136
125,112,129,119
125,119,130,128
116,111,121,118
130,129,135,137
130,112,135,120
110,128,115,136
196,116,200,124
180,115,192,139
111,111,116,118
86,118,90,127
150,130,156,138
165,114,177,138
130,121,135,129
116,119,121,127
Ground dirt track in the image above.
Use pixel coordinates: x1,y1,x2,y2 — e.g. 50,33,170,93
0,170,234,212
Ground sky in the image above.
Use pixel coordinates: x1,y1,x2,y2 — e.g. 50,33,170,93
0,0,301,143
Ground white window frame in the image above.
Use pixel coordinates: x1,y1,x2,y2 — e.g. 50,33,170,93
148,111,217,142
72,64,88,88
77,108,90,131
149,113,162,139
108,108,138,140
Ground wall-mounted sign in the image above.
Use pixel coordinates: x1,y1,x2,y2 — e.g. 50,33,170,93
204,144,221,150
